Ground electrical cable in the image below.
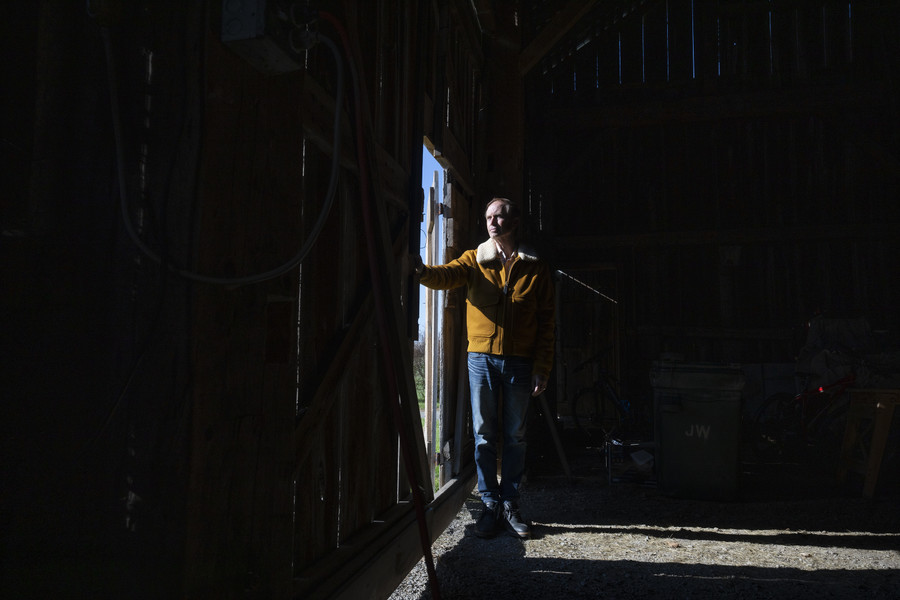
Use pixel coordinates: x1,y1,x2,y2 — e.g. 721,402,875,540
83,5,197,459
101,24,344,287
557,269,618,304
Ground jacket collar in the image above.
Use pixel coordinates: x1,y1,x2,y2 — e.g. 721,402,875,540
476,239,539,265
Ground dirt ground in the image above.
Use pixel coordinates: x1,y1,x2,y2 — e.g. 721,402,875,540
390,441,900,600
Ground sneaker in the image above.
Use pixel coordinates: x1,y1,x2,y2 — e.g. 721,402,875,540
503,500,531,539
474,501,500,538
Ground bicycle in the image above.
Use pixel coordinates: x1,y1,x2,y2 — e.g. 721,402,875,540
568,352,641,443
746,313,886,466
749,371,856,465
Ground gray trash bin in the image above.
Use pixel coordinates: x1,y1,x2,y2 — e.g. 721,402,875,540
651,361,745,499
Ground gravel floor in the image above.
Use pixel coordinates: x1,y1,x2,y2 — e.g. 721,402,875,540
390,445,900,600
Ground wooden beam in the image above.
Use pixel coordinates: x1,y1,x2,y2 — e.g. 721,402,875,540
374,143,411,211
437,125,474,195
470,0,496,33
634,324,795,341
450,0,485,57
558,221,900,250
299,75,411,208
548,82,891,130
299,74,357,172
293,230,409,472
519,0,601,75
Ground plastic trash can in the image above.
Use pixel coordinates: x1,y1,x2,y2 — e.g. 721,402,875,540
651,361,745,499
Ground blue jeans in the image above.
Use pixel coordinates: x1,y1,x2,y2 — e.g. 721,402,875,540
467,352,532,503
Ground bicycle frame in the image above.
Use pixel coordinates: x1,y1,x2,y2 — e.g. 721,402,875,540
751,372,856,464
796,372,855,442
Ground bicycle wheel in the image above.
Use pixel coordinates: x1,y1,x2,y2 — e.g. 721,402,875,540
750,392,798,463
805,390,851,465
571,386,622,441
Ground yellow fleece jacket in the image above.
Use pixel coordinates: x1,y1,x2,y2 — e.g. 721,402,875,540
419,240,555,377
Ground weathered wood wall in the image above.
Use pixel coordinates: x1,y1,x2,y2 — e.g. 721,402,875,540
525,0,900,408
2,2,200,597
187,2,441,597
1,1,497,598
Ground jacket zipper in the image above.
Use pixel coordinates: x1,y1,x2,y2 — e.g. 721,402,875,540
500,260,516,349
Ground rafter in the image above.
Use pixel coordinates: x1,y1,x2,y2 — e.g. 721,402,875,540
518,0,601,75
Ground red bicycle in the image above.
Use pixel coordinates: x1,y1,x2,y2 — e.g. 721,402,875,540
750,372,856,464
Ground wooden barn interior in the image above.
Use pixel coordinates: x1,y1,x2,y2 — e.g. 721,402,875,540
2,0,899,598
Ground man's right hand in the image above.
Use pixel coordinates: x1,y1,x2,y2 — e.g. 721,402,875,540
411,254,424,276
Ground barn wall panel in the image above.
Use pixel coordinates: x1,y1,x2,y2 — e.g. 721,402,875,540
529,0,900,404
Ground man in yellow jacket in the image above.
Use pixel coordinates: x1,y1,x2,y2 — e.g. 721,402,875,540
414,197,555,539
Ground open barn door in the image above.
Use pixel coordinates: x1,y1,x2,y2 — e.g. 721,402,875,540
421,162,446,491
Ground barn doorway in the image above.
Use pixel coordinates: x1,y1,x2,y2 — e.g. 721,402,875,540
418,144,446,490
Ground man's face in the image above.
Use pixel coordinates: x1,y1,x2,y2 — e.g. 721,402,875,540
485,201,517,241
